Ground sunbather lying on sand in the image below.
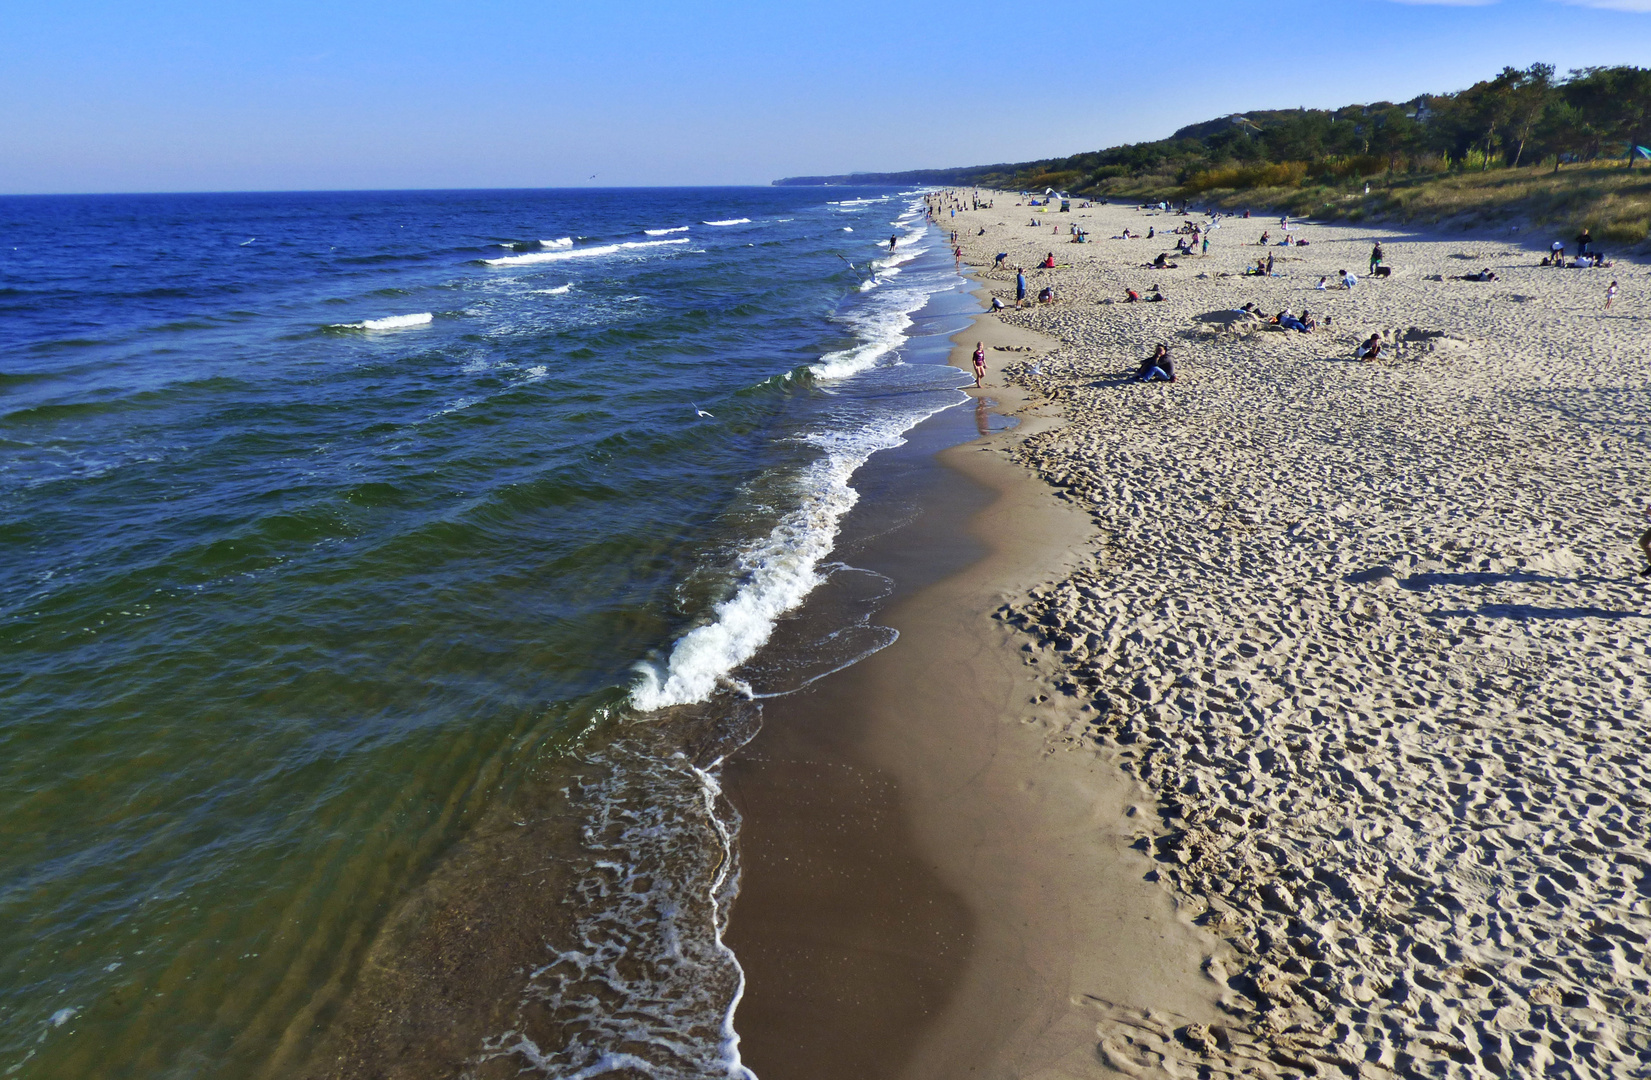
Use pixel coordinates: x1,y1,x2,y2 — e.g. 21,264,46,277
1454,268,1498,282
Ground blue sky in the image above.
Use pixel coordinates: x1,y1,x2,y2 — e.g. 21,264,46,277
2,0,1649,193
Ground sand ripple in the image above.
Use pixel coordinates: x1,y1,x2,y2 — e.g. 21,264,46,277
960,198,1650,1077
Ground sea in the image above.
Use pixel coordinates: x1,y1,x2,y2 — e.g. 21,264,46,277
0,187,982,1078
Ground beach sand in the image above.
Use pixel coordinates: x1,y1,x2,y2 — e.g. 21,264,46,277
922,192,1651,1077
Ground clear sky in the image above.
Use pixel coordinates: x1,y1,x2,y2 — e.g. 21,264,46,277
3,0,1650,194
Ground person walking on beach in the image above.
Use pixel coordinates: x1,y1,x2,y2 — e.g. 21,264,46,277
972,342,987,388
1606,280,1619,309
1016,268,1027,308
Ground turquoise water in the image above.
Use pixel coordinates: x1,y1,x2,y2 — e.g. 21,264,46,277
0,187,970,1077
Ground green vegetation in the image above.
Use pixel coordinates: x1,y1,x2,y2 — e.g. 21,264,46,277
777,64,1651,244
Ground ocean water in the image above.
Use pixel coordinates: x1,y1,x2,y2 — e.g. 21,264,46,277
0,188,972,1078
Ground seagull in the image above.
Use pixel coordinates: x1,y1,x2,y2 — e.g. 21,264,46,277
693,404,714,418
834,253,857,271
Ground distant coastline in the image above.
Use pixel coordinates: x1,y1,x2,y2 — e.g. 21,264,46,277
779,63,1651,245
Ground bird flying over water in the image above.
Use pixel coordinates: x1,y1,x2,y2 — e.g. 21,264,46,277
693,405,714,418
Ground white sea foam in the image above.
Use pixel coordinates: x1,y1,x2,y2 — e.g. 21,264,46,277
332,312,434,331
630,405,945,712
632,421,899,709
631,213,947,712
484,238,689,266
644,226,690,236
534,283,573,295
542,237,574,248
702,218,751,227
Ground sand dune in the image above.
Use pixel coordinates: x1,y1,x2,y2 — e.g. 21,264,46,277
944,194,1650,1078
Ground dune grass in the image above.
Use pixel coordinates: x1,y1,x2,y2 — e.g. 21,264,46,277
1088,163,1651,248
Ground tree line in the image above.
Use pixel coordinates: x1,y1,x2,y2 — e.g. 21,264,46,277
774,64,1651,195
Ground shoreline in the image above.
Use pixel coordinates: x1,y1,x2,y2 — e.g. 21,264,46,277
722,259,1224,1079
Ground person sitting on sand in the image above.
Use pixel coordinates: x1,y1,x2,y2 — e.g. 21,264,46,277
1125,288,1141,303
1639,505,1651,577
1341,269,1357,290
1258,230,1271,245
1152,252,1171,268
1354,332,1383,361
1148,286,1165,302
1135,344,1176,382
1147,227,1155,240
1037,285,1055,304
1302,309,1319,330
1316,275,1329,290
1278,310,1310,333
1042,252,1056,268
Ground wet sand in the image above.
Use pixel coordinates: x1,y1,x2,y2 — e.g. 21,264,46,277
723,302,1223,1080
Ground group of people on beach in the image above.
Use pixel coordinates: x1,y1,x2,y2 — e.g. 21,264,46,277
1543,228,1614,268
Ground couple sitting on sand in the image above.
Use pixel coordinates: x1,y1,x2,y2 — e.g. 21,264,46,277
1135,344,1175,383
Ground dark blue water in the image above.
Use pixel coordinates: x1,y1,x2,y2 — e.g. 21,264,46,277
0,187,970,1078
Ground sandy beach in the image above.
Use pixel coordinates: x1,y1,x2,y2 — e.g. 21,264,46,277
917,192,1651,1077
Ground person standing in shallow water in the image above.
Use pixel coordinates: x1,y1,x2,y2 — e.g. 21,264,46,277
889,235,897,253
972,342,986,388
